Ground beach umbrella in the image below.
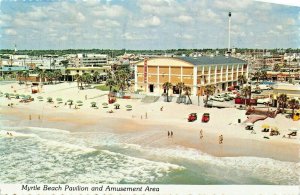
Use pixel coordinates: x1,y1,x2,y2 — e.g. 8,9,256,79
102,102,108,106
67,99,73,102
271,126,278,131
91,102,97,107
289,127,299,131
261,124,270,129
37,96,43,99
125,105,132,108
47,97,53,102
56,98,63,102
4,93,9,97
245,122,253,126
77,100,83,104
20,94,26,98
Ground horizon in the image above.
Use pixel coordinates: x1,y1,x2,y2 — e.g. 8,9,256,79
0,0,299,50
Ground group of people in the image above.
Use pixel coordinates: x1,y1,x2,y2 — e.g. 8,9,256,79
6,132,13,136
199,129,223,144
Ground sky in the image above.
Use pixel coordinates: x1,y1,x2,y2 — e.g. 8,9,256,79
0,0,299,50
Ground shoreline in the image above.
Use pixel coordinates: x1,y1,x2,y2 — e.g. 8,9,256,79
1,105,299,162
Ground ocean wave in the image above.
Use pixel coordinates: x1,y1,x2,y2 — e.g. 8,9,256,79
117,143,299,185
26,126,70,134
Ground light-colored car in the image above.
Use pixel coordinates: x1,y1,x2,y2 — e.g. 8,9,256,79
210,96,225,102
257,98,271,104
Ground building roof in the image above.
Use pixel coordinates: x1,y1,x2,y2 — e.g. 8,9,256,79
177,56,246,65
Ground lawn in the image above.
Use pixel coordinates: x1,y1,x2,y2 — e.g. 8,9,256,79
94,85,118,91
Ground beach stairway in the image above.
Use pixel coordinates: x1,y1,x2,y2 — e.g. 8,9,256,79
141,95,160,103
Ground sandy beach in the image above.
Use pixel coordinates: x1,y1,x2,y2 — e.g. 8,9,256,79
1,82,299,162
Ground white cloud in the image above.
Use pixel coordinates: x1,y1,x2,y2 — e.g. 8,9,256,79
175,15,193,23
134,16,161,27
4,29,17,36
276,25,283,30
122,32,156,40
174,33,193,40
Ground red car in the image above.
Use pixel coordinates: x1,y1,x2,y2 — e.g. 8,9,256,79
202,113,210,122
188,113,197,122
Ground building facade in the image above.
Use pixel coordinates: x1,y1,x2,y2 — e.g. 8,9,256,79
134,56,248,96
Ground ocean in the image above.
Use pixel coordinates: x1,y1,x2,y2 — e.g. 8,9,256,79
0,116,298,185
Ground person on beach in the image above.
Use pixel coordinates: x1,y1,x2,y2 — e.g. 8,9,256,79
200,129,203,139
85,95,87,100
38,115,41,120
171,131,173,138
145,112,148,119
168,131,170,138
160,106,163,111
29,115,31,120
9,133,13,136
219,135,223,144
141,115,143,119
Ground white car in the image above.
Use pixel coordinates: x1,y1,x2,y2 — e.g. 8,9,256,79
210,96,225,102
257,98,271,104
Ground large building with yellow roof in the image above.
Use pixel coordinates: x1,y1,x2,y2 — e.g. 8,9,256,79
134,56,248,96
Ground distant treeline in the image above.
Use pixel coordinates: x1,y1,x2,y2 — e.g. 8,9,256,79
0,48,299,57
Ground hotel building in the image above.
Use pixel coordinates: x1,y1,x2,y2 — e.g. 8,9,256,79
134,56,248,96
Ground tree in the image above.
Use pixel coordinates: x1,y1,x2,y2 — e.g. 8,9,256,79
277,93,287,112
17,71,23,84
242,86,252,105
22,70,29,84
93,71,99,83
253,71,261,82
53,70,62,84
105,78,115,92
75,74,83,89
65,69,70,81
82,72,93,86
288,98,299,118
183,85,192,104
176,82,185,98
238,74,247,86
204,84,216,106
162,82,172,102
37,69,45,83
45,71,55,84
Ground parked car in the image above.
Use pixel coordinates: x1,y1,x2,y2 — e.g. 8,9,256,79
257,98,271,104
188,113,197,122
202,113,210,122
210,96,225,102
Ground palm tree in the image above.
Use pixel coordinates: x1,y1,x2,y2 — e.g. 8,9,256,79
242,86,252,105
37,69,45,83
93,71,99,83
288,98,299,118
253,71,261,82
53,70,62,84
65,69,70,82
183,85,192,104
162,82,172,102
176,82,185,98
105,78,115,92
277,93,287,112
260,71,267,81
22,70,29,84
82,72,93,86
204,84,216,106
45,71,54,84
75,74,83,89
17,71,23,84
238,74,247,86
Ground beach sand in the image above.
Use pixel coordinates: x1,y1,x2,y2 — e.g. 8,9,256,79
0,82,299,162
